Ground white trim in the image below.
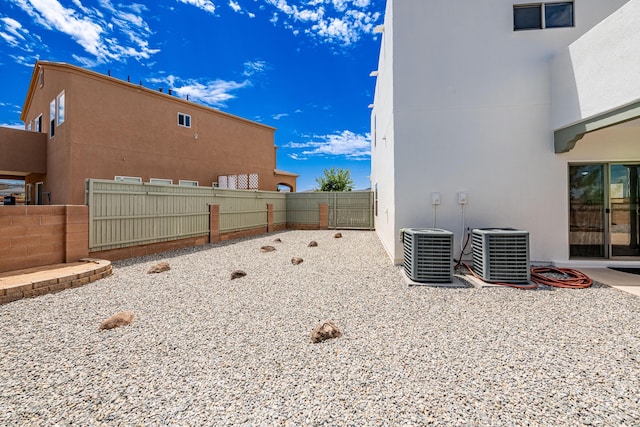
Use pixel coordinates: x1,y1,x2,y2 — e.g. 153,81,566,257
178,179,198,187
178,112,191,128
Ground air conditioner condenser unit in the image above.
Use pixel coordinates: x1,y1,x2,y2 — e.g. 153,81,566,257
472,228,530,283
402,228,454,283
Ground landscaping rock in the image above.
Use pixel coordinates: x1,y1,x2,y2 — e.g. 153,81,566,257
147,262,170,274
308,241,318,247
311,320,342,343
230,270,247,280
291,257,304,265
260,245,276,252
334,232,342,238
99,311,134,330
273,238,282,243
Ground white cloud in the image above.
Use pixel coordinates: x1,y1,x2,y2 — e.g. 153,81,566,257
286,130,370,159
1,15,41,51
272,113,288,120
243,60,268,76
288,153,308,160
150,75,251,107
229,0,241,12
7,0,159,63
0,122,26,130
262,0,380,45
177,0,216,14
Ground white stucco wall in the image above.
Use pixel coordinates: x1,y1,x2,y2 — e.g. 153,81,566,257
372,0,632,264
551,0,640,130
370,0,396,261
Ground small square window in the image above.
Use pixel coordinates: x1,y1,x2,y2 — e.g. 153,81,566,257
545,2,573,28
178,112,191,128
514,5,542,31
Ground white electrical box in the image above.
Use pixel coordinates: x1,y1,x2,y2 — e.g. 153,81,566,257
431,192,441,205
458,192,468,205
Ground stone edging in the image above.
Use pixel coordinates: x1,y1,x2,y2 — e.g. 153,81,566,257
0,260,112,305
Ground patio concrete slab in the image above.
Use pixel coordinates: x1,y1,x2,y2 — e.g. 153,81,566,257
579,268,640,297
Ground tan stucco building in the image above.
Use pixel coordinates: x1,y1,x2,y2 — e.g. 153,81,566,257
1,61,297,205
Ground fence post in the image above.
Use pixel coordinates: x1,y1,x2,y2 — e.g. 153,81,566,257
267,204,274,232
209,204,220,243
319,203,329,229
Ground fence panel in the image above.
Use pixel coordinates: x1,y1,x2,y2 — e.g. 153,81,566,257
86,179,285,251
286,193,330,225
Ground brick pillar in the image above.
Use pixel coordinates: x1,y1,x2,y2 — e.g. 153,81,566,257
209,204,220,243
65,205,89,262
319,203,329,229
267,204,274,232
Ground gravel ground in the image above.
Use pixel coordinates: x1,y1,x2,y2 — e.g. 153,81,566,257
1,230,640,426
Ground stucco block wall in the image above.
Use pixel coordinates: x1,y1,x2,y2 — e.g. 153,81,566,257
0,206,89,273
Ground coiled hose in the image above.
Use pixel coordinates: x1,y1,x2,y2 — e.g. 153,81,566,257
530,266,593,289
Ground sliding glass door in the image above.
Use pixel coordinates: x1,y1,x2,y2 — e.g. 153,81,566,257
569,165,606,257
569,163,640,259
610,164,640,257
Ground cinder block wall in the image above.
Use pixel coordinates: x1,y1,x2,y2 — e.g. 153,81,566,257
0,206,89,273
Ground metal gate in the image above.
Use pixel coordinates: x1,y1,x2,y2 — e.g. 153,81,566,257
328,191,374,229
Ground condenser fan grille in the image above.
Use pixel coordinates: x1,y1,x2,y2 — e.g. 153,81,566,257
403,228,453,283
472,228,530,283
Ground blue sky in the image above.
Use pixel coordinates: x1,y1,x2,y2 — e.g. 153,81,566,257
0,0,384,191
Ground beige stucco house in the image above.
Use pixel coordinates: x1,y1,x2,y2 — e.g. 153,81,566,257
0,60,297,205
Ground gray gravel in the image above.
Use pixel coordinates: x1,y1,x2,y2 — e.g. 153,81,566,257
1,230,640,426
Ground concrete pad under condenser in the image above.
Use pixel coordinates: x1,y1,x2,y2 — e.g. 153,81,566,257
403,271,473,288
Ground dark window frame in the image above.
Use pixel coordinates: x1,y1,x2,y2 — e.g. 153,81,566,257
514,2,574,31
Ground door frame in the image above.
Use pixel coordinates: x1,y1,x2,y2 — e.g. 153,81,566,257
569,162,640,260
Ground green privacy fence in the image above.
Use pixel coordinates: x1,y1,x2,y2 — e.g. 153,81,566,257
85,179,286,251
86,179,373,251
286,191,374,229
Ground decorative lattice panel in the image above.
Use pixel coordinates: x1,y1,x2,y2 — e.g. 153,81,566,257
228,175,238,189
218,176,228,189
238,174,249,190
249,174,259,189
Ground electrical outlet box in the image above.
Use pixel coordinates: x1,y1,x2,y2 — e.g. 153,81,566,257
458,192,468,205
431,192,441,205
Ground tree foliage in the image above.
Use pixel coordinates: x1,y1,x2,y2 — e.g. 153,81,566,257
315,167,354,192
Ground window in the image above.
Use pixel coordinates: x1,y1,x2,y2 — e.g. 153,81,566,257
545,2,573,28
514,2,573,31
178,112,191,128
35,114,42,132
150,178,173,185
514,5,542,30
115,176,143,183
57,91,65,125
178,180,198,187
38,68,44,87
49,100,55,138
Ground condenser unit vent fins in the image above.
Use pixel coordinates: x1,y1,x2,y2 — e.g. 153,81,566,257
403,228,454,283
472,228,530,283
